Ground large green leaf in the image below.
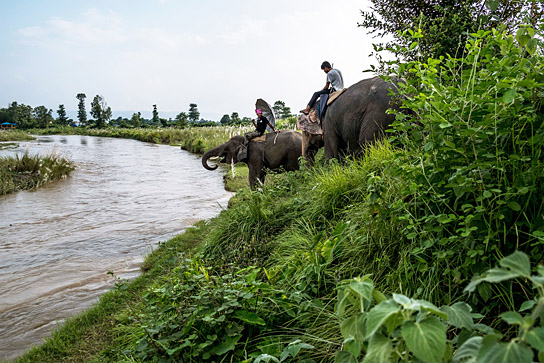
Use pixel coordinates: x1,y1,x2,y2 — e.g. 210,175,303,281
349,278,374,302
211,334,242,355
254,354,280,363
499,251,531,277
476,336,533,363
465,252,531,292
500,311,523,325
526,327,544,352
340,313,365,342
366,300,400,338
440,302,474,329
335,350,358,363
485,0,499,12
362,333,393,363
401,317,447,363
452,336,482,363
234,310,266,325
502,89,517,104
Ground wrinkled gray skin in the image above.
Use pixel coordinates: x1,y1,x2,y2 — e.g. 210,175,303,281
321,76,404,161
202,130,302,188
301,130,323,165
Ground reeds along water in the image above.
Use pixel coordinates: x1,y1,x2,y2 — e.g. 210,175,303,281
0,150,75,195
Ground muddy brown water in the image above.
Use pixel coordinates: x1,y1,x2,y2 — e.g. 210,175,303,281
0,135,231,360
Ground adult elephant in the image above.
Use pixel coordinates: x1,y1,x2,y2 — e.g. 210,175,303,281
201,130,302,188
298,76,404,162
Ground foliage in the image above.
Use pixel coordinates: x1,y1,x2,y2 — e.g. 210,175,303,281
90,95,112,128
360,0,542,62
381,23,544,308
56,104,69,126
76,93,87,125
151,104,159,125
116,261,293,362
273,100,292,119
175,111,188,128
188,103,200,123
0,130,34,142
335,251,544,363
0,151,75,195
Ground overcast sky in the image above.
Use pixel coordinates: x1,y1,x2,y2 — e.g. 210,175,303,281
0,0,380,120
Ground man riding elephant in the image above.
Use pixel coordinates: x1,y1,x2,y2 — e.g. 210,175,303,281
300,61,344,115
298,76,406,163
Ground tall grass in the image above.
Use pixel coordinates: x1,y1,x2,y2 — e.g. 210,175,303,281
0,151,75,195
0,130,34,142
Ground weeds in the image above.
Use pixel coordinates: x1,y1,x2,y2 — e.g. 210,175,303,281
0,151,75,195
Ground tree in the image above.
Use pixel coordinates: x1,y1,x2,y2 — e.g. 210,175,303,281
273,100,292,119
280,105,292,119
273,101,285,118
175,111,188,128
220,114,231,125
230,112,241,125
56,104,68,126
130,112,141,128
90,95,112,128
358,0,541,61
76,93,87,126
152,104,160,125
33,106,54,128
241,117,252,126
188,103,200,123
160,118,168,127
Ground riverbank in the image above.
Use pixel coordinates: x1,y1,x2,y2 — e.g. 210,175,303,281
0,152,75,196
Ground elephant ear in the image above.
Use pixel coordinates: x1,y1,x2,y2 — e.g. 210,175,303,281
237,144,248,162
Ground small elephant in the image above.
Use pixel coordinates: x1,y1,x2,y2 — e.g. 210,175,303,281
201,130,302,188
298,76,405,162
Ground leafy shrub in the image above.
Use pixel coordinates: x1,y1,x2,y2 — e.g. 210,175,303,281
116,259,296,362
334,251,544,363
384,23,544,305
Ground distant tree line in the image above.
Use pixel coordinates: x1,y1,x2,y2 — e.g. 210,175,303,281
0,94,218,129
219,100,292,126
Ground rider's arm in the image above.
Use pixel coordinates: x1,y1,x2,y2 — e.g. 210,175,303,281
322,81,331,91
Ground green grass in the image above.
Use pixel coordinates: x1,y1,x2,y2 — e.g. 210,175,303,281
0,152,75,195
0,130,34,142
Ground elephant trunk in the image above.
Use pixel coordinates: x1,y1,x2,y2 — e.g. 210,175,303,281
202,146,222,171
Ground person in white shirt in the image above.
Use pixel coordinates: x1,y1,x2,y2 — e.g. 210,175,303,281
300,61,344,115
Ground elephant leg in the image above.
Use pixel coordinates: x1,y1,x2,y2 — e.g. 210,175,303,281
324,135,340,161
248,167,258,188
248,148,265,189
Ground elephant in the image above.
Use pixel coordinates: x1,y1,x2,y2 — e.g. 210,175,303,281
298,76,405,162
201,130,303,188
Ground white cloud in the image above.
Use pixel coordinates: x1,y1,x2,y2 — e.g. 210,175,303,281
3,1,382,119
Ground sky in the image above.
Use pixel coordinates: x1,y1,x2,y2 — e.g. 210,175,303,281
0,0,380,121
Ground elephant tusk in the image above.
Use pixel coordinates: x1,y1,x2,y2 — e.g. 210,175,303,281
274,133,279,145
231,158,235,178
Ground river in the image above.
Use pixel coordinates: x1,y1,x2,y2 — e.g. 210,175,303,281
0,135,231,361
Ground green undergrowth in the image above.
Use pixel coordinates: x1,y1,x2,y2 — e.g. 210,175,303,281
0,151,75,195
